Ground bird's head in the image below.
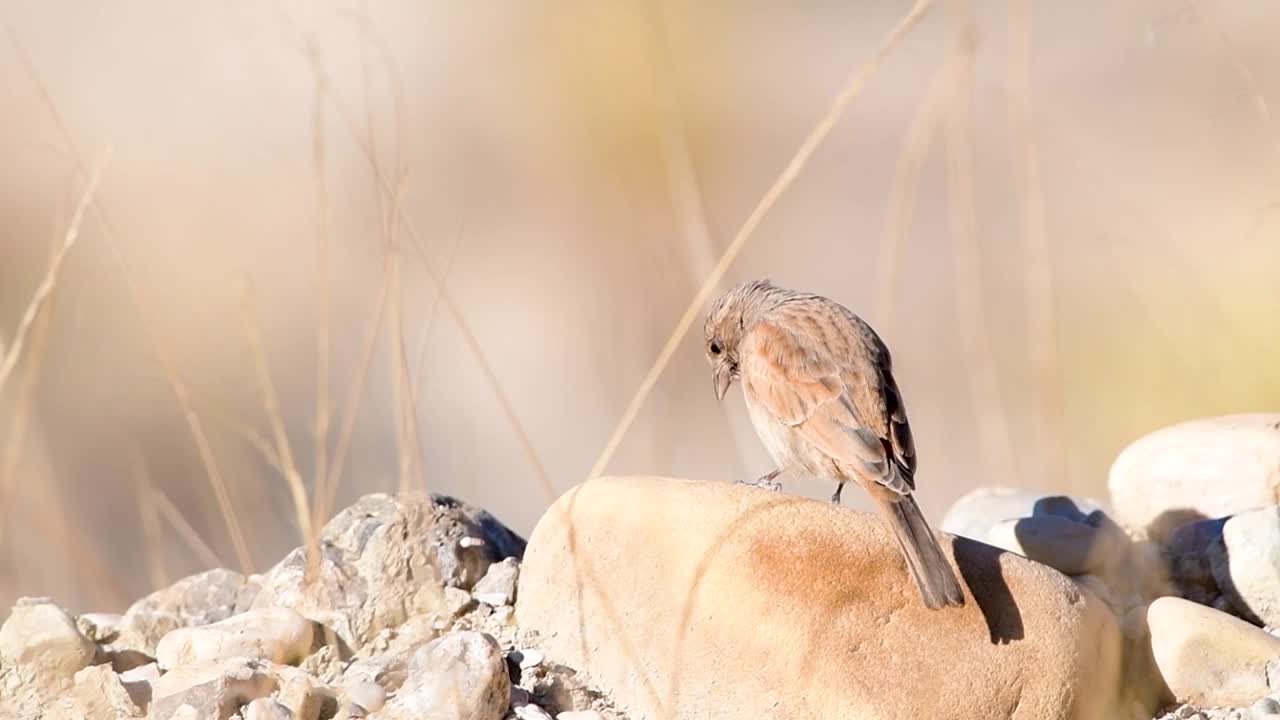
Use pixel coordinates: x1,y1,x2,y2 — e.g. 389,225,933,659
703,278,775,401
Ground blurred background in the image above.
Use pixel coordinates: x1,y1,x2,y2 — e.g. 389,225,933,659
1,0,1278,612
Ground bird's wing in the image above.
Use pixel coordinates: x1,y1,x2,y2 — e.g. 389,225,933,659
741,319,914,494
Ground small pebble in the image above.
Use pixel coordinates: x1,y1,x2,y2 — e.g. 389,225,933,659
557,712,605,720
1251,697,1280,720
444,586,474,616
518,648,544,670
244,698,294,720
1175,703,1200,718
514,704,555,720
343,680,386,713
473,558,519,606
492,605,516,626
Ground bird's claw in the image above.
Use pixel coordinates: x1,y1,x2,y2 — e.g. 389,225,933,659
736,469,783,493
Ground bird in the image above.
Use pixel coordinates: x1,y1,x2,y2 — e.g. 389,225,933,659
703,278,965,609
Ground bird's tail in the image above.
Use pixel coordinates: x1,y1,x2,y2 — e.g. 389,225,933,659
878,492,966,610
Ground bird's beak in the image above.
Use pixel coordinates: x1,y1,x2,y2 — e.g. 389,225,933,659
713,367,732,402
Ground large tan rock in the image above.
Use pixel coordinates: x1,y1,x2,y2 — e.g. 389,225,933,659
1108,414,1280,541
1147,596,1280,706
518,477,1129,720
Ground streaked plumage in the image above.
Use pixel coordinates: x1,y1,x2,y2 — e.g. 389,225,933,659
703,279,965,610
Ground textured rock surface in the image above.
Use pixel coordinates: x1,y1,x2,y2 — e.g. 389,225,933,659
474,558,520,607
518,476,1128,720
1209,508,1280,627
44,664,142,719
244,697,295,720
252,493,526,652
149,657,280,720
1148,597,1280,706
115,569,247,656
1109,414,1280,541
156,607,315,669
0,598,97,687
370,631,510,720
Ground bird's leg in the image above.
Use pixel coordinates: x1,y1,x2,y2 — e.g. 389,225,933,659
830,482,845,505
736,467,783,492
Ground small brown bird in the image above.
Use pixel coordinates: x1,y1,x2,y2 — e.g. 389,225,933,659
704,279,964,609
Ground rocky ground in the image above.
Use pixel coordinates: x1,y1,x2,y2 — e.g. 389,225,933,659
2,412,1280,719
0,493,624,720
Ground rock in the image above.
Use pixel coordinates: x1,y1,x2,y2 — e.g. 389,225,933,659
514,704,555,720
119,662,161,713
245,698,295,720
156,607,315,669
555,713,604,720
473,558,519,607
1109,414,1280,541
236,575,265,613
942,486,1108,540
340,612,448,703
1210,507,1280,626
167,705,201,720
1166,517,1228,602
343,680,386,713
44,664,142,719
1148,596,1280,705
515,648,544,670
1167,517,1231,557
115,569,246,655
1072,574,1114,608
273,664,331,720
79,612,124,642
0,598,98,687
491,605,515,626
513,658,606,715
443,587,475,619
1250,698,1280,720
986,515,1125,576
150,657,279,720
519,476,1128,720
370,631,510,720
252,493,524,651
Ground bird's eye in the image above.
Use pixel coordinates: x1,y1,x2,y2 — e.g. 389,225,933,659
709,341,722,355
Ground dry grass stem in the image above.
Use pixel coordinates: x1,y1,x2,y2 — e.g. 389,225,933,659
99,237,256,575
409,230,461,401
585,0,935,483
152,488,226,571
943,0,1018,486
133,453,170,591
307,17,555,504
216,414,288,479
874,63,949,329
242,285,316,569
9,34,256,574
0,148,110,395
319,251,393,529
643,0,751,473
0,285,55,545
309,39,333,542
1192,1,1279,158
1008,0,1065,487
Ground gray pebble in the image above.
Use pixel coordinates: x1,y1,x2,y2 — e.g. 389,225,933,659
1250,697,1280,720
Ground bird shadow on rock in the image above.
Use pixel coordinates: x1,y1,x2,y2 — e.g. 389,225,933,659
953,536,1025,645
